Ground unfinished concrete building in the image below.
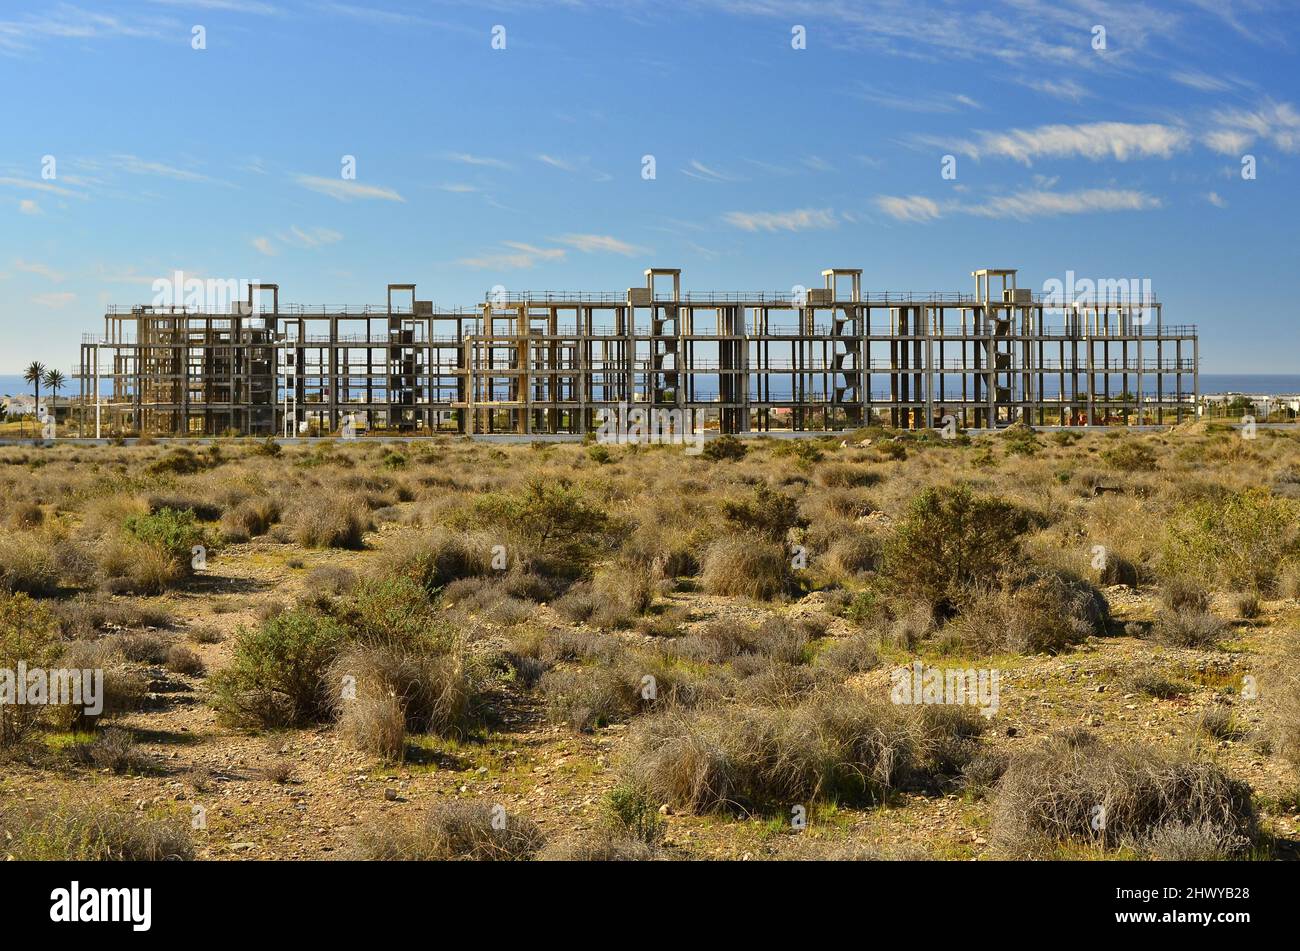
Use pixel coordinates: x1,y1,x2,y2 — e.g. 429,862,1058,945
76,267,1198,437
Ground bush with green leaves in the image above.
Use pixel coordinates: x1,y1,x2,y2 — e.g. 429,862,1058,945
721,483,803,543
210,608,346,728
882,485,1035,615
1101,441,1158,472
471,477,613,568
0,593,62,746
123,507,205,571
1161,489,1297,593
701,434,747,461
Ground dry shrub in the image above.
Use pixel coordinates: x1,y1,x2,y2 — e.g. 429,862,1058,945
949,573,1109,655
291,495,370,549
1139,821,1253,861
990,731,1255,857
536,829,659,861
329,641,473,740
378,530,492,596
673,617,808,665
86,727,151,773
53,640,148,730
0,799,192,860
1229,591,1261,620
624,687,983,814
351,800,544,861
166,643,206,676
6,500,44,530
1264,634,1300,770
701,534,789,600
816,631,881,675
815,462,878,488
1151,609,1226,649
96,536,187,595
117,631,171,664
540,651,713,732
220,497,280,542
337,689,406,762
0,530,60,596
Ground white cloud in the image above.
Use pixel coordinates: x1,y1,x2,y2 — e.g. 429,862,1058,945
934,122,1191,164
281,226,343,248
438,183,479,193
536,154,576,172
0,176,84,198
1207,191,1228,208
874,195,942,222
458,242,567,270
723,208,837,233
535,154,611,181
1205,100,1300,154
556,234,645,256
876,188,1160,222
18,199,40,215
1170,70,1234,92
802,155,835,172
252,236,277,256
1017,77,1089,102
1204,129,1253,155
441,152,512,170
854,83,981,113
110,154,214,183
14,259,65,281
32,292,75,308
295,175,405,202
681,160,741,183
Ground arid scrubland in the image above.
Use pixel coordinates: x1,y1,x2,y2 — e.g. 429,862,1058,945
1,422,1299,861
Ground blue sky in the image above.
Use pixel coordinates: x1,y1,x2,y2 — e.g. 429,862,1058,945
2,0,1298,375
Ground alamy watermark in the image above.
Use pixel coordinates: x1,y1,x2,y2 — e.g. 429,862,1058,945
595,401,705,455
890,661,999,717
1,664,103,716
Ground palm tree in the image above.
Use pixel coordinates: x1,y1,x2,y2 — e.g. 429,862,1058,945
42,368,65,437
22,361,45,438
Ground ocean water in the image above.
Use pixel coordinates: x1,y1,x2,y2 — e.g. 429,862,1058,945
3,372,1297,401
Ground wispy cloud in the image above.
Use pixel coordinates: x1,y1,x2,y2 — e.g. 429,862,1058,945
875,188,1161,222
281,226,343,248
32,291,76,308
18,199,41,215
874,195,942,223
555,234,646,256
146,0,280,14
854,82,981,113
458,242,566,270
0,6,165,54
929,122,1191,164
109,154,217,183
1204,100,1300,154
723,208,837,233
0,176,85,198
1016,77,1089,102
251,236,277,256
1207,191,1229,208
1170,70,1235,92
681,160,742,183
15,259,66,281
535,154,612,182
441,152,512,170
295,175,405,202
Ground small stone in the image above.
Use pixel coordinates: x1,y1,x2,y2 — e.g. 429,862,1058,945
384,788,398,801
